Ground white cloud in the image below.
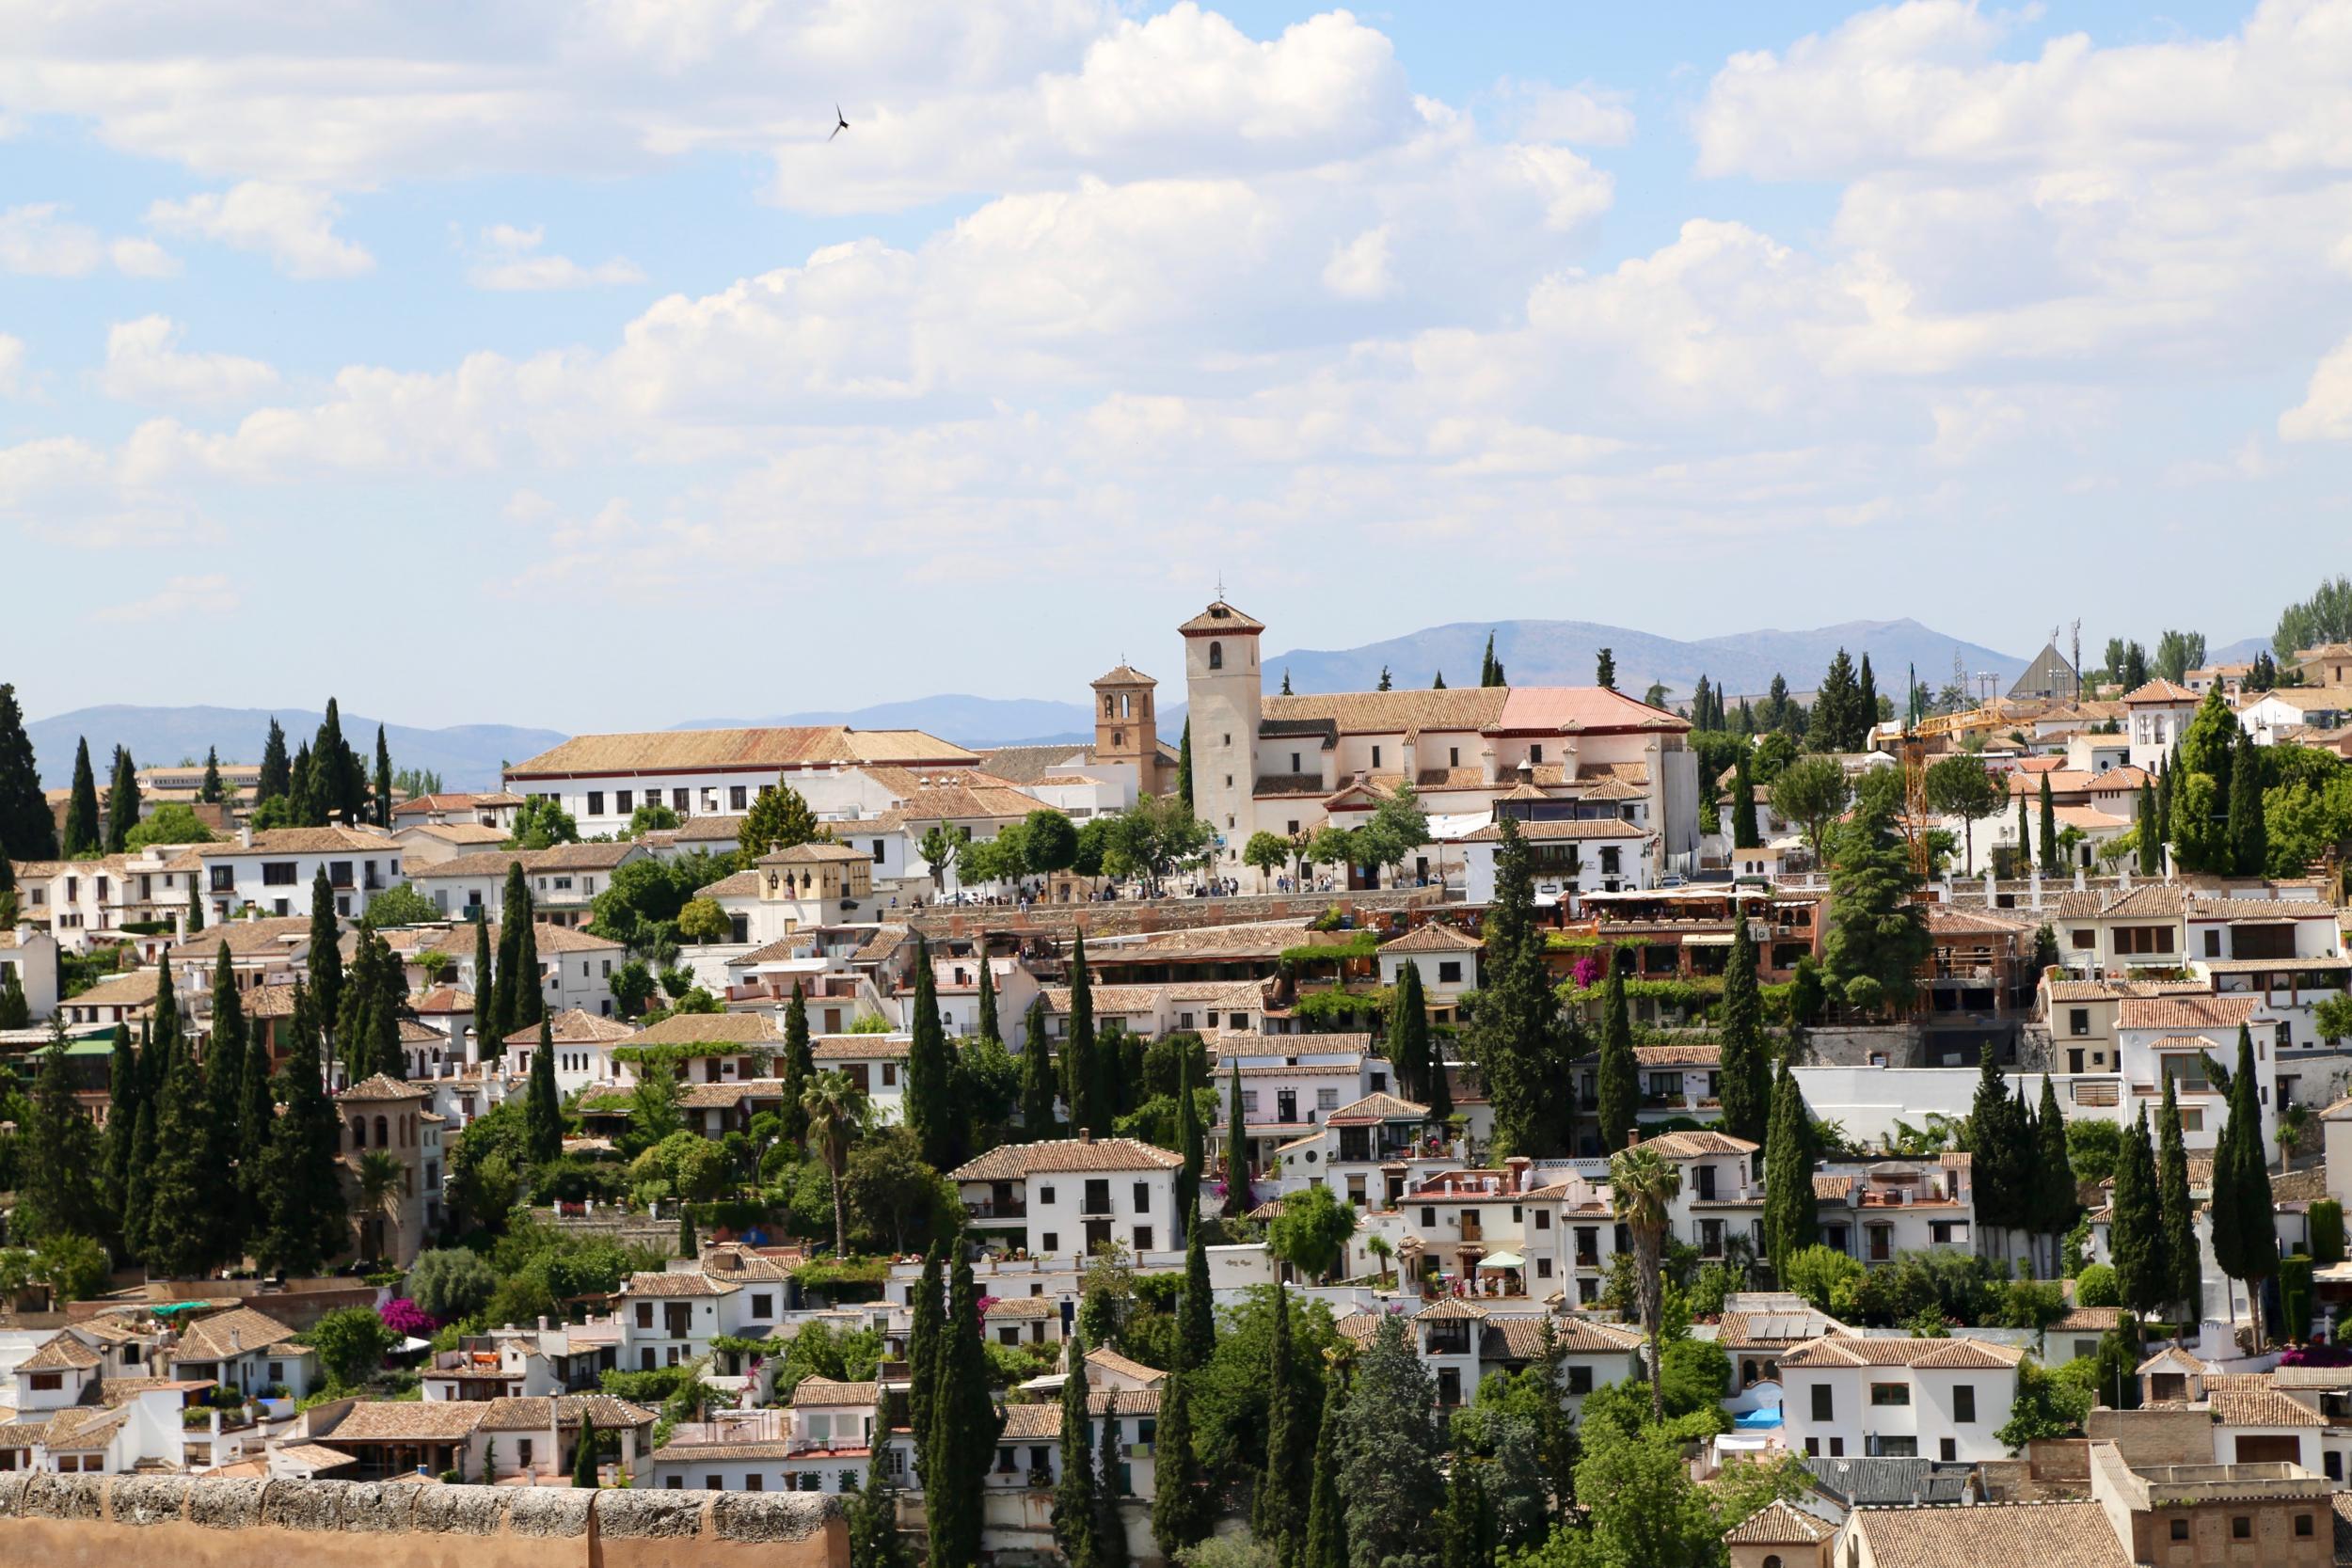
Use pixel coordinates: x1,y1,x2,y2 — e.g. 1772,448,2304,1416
2281,331,2352,440
147,182,372,277
0,335,24,398
91,573,236,624
1323,225,1393,300
99,315,279,407
467,225,645,291
1496,80,1635,146
0,202,181,277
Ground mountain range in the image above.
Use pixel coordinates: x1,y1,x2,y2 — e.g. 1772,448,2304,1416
24,705,566,794
27,616,2269,784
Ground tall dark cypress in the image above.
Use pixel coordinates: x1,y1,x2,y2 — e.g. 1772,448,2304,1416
1386,961,1430,1103
1179,1207,1215,1368
1053,1328,1100,1567
1222,1061,1252,1219
19,1028,104,1244
1730,752,1760,849
908,1244,945,1481
2212,1023,2279,1333
1065,934,1098,1133
287,741,318,826
143,1013,224,1278
205,943,248,1145
1176,720,1192,809
103,744,141,852
782,983,814,1145
373,725,393,829
471,916,495,1055
2137,780,2163,876
103,1022,141,1236
0,686,57,861
1300,1372,1348,1568
1594,955,1636,1153
315,697,360,824
200,747,224,803
64,737,102,856
2156,1076,2201,1321
1152,1225,1212,1557
1964,1051,2018,1235
255,982,348,1276
1093,1392,1130,1568
2227,725,2266,876
1022,997,1058,1139
256,718,290,804
2031,1075,2077,1274
976,950,1000,1045
307,868,343,1032
1174,1040,1203,1234
1761,1058,1817,1269
905,938,955,1167
235,993,276,1255
1716,911,1769,1144
526,1019,563,1164
926,1256,1001,1568
2110,1107,2165,1317
1858,653,1879,736
185,875,204,937
513,899,544,1031
1253,1284,1310,1566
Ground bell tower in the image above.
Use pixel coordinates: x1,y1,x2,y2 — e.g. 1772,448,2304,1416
1179,597,1265,875
1090,662,1163,796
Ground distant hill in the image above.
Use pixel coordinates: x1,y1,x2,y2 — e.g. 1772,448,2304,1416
671,695,1095,750
24,705,567,793
1258,616,2028,709
2206,635,2274,667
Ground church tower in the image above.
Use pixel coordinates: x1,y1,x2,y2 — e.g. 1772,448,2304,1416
1180,597,1265,876
1090,662,1164,797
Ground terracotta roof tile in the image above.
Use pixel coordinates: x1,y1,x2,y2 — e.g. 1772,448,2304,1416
1849,1500,2128,1568
949,1137,1184,1180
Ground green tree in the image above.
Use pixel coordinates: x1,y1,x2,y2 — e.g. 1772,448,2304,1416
1729,752,1760,849
2171,688,2237,872
1337,1314,1441,1568
372,726,393,829
1253,1284,1311,1568
1055,1326,1101,1567
103,1023,141,1233
676,896,730,944
1926,753,2003,871
0,687,58,860
2227,725,2266,875
1822,771,1928,1014
1222,1061,1252,1219
2109,1107,2166,1317
17,1029,107,1245
143,987,230,1277
780,983,814,1145
1244,831,1293,885
489,863,528,1041
1301,1370,1348,1568
1094,1370,1131,1568
1610,1142,1681,1422
904,939,958,1168
849,1424,914,1568
1176,721,1193,811
1594,955,1637,1154
1385,960,1431,1104
64,737,102,856
2032,1075,2078,1273
2275,575,2352,657
2037,772,2059,873
1811,649,1864,752
740,779,821,860
1022,997,1059,1138
526,1019,564,1164
803,1069,867,1257
255,992,350,1276
2137,779,2164,876
926,1256,1003,1568
2211,1023,2279,1336
1761,1060,1818,1270
909,1244,945,1480
2155,1078,2201,1322
0,964,26,1031
1717,911,1769,1145
1594,648,1615,690
100,744,141,847
255,718,289,805
1269,1186,1358,1284
408,1246,499,1321
2153,629,2207,684
1467,816,1573,1157
306,1305,394,1391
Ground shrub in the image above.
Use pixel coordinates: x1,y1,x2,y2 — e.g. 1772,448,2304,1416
305,1307,397,1391
380,1298,437,1338
2073,1263,2120,1308
1777,1244,1864,1316
2312,1200,2345,1265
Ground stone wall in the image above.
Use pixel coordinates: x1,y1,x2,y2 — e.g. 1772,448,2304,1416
906,887,1445,942
0,1472,845,1568
2088,1407,2219,1468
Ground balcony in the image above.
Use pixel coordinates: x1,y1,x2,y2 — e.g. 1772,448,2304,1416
964,1200,1027,1220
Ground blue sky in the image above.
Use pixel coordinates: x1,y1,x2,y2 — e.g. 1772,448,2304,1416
5,0,2348,732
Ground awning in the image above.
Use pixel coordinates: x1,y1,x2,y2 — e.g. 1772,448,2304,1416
1478,1251,1525,1269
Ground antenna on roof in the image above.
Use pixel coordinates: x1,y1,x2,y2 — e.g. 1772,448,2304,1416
1215,572,1225,601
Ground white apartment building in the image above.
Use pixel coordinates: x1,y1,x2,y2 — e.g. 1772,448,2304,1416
0,929,59,1022
2122,679,2200,773
1375,924,1483,1021
949,1134,1184,1261
1778,1334,2024,1463
505,1007,641,1094
196,825,406,923
404,842,650,927
809,1034,914,1125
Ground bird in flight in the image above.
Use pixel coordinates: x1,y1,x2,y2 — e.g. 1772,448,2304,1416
830,103,850,141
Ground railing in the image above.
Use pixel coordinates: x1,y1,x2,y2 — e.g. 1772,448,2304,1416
1574,1252,1600,1269
964,1200,1028,1219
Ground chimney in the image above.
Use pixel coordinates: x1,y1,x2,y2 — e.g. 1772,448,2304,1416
1626,1129,1641,1150
1506,1155,1532,1195
239,824,254,849
1078,1128,1092,1144
538,1316,548,1332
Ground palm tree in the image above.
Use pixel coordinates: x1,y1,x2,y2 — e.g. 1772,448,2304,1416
802,1069,868,1257
1609,1142,1681,1423
2279,1102,2314,1169
1365,1234,1395,1289
356,1148,405,1263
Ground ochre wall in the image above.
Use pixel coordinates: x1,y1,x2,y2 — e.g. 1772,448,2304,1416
0,1471,847,1568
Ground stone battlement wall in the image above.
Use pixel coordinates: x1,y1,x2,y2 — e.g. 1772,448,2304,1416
907,886,1445,942
0,1472,846,1568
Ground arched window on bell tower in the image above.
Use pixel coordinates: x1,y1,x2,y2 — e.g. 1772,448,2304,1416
1209,641,1224,670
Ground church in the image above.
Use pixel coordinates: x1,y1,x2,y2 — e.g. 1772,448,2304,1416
1177,598,1703,888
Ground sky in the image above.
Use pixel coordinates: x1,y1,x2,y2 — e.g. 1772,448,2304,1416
6,0,2352,732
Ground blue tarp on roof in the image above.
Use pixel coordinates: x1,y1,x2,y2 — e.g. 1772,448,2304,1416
1733,1407,1783,1430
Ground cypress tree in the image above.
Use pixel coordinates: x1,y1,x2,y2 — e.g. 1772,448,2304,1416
235,991,275,1256
2137,780,2163,876
1440,1460,1486,1568
491,863,528,1044
2038,772,2059,873
206,942,247,1143
1470,815,1572,1158
1717,911,1769,1144
1065,934,1098,1133
908,1244,945,1481
2014,795,2031,876
315,697,361,824
0,964,21,1030
1094,1388,1131,1568
1965,1051,2018,1235
1222,1061,1252,1219
1173,1044,1202,1230
19,1027,106,1244
2213,1023,2279,1334
1179,1206,1215,1368
255,981,349,1276
99,744,138,853
1593,649,1615,690
1301,1372,1348,1568
2032,1075,2077,1273
185,874,203,937
1022,997,1058,1139
122,1097,159,1261
677,1205,698,1259
103,1022,141,1234
976,951,999,1045
905,938,955,1167
2226,725,2265,876
1337,1315,1442,1568
1730,752,1760,849
571,1414,598,1487
1431,672,1446,689
1425,1022,1453,1126
1762,1059,1817,1269
1858,654,1879,736
1152,1278,1211,1558
526,1018,563,1164
926,1256,1001,1568
849,1427,914,1568
2155,741,2178,851
782,983,814,1145
307,868,343,1030
2156,1077,2201,1323
0,686,57,861
2110,1108,2166,1317
1176,720,1193,811
1594,954,1637,1154
1386,960,1430,1103
144,1015,224,1278
284,740,317,825
1053,1328,1101,1568
200,747,224,803
1253,1283,1310,1567
373,725,393,829
513,902,543,1031
256,718,290,805
470,915,495,1054
64,737,102,856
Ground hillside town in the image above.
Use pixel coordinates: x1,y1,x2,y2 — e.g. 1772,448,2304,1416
2,586,2351,1568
